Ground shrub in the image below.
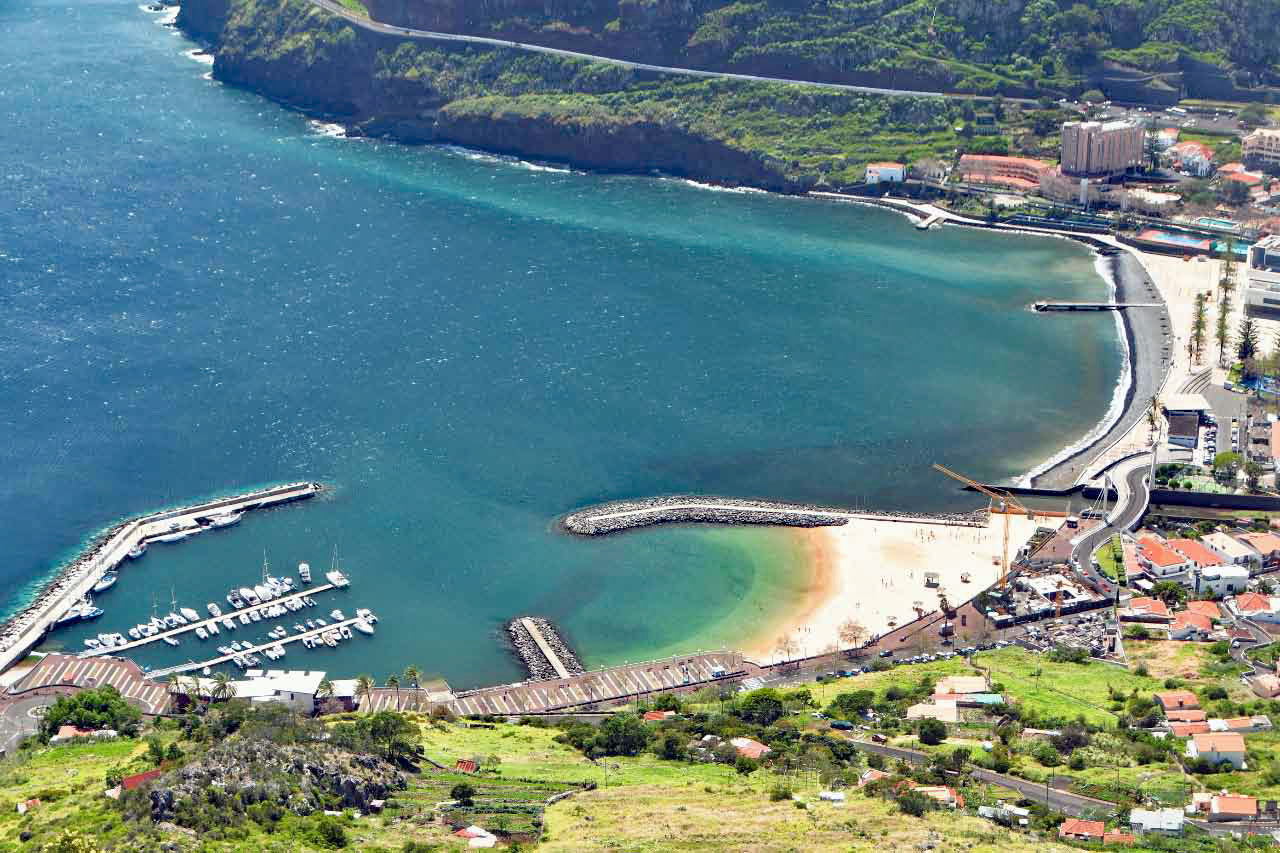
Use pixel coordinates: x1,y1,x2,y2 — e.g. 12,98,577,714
733,689,785,726
735,756,759,775
40,686,141,741
768,785,793,802
897,791,933,817
1069,752,1086,770
917,719,947,746
449,783,475,805
1134,663,1149,677
310,815,348,849
1124,625,1150,640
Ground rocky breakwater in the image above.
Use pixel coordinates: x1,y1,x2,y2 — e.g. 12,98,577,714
561,496,853,536
507,617,584,681
144,737,406,823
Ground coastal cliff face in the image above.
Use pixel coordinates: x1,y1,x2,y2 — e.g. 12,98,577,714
184,0,955,191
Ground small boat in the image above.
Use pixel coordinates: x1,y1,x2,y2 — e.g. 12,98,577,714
56,597,104,626
222,617,236,630
325,570,349,588
195,627,208,640
249,610,261,622
316,618,327,627
207,603,222,618
170,612,187,626
305,619,316,629
227,592,246,609
217,645,232,655
179,607,199,622
294,623,305,633
83,638,101,649
273,643,285,657
128,626,141,640
354,619,374,635
355,608,378,625
151,522,199,543
97,632,115,646
298,562,312,584
240,587,260,606
304,596,316,607
127,543,147,559
330,609,344,622
208,621,219,635
323,633,337,648
239,613,250,626
163,635,179,647
339,626,352,640
202,666,211,676
208,511,243,529
253,584,274,602
92,572,117,594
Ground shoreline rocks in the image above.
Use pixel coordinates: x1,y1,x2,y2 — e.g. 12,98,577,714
507,617,584,681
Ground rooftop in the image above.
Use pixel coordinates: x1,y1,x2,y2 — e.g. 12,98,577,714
1185,600,1222,620
1169,538,1223,567
1172,611,1213,633
1192,732,1246,753
1239,531,1280,554
1202,532,1257,559
1138,537,1186,568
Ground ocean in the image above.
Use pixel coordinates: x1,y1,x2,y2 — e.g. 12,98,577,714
0,0,1121,687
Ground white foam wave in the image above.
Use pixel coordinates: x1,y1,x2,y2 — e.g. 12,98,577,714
185,48,214,65
155,6,178,25
308,119,348,139
437,144,574,174
1017,249,1133,486
671,178,767,195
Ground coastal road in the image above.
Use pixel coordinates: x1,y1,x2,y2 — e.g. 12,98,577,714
1069,459,1152,595
0,696,53,757
846,739,1117,818
306,0,1034,104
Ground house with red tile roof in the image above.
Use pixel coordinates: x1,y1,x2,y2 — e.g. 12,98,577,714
1059,818,1105,841
642,711,675,721
913,785,964,809
1170,611,1214,640
1155,690,1199,712
1251,672,1280,698
454,759,478,774
1238,532,1280,568
1104,831,1136,845
1208,793,1257,821
1169,538,1223,569
1185,601,1221,620
1138,538,1192,579
1166,709,1207,723
729,737,772,760
1122,539,1144,580
1188,732,1247,769
1169,721,1211,737
1230,592,1280,622
1120,596,1171,623
858,768,888,787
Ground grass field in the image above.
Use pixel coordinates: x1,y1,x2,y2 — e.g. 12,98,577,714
1093,536,1121,581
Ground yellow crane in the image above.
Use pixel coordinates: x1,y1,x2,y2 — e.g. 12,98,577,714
933,464,1033,590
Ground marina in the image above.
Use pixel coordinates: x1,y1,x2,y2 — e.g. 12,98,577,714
148,615,372,677
0,482,321,676
81,582,341,657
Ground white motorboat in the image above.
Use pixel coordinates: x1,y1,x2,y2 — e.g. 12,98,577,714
170,612,187,626
323,633,337,648
162,635,179,647
240,587,260,606
208,511,243,529
339,626,352,640
305,619,316,629
202,666,211,676
304,597,316,607
355,608,378,625
298,562,312,584
179,607,199,622
128,626,141,640
273,644,285,657
195,627,208,640
92,572,117,594
152,521,199,543
330,609,344,622
56,597,103,626
294,623,305,633
222,618,236,630
315,618,326,627
84,638,101,649
207,603,222,618
217,645,232,655
227,592,247,608
127,543,146,559
253,584,274,602
207,621,219,635
239,613,250,626
97,632,115,646
249,610,261,622
354,619,374,635
325,570,349,588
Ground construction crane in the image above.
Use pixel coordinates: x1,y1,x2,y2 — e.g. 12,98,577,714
933,463,1033,590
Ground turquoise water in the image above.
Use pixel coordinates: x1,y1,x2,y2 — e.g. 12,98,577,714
1,0,1120,687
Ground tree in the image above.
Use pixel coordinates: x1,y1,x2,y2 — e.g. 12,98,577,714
402,665,421,710
1150,580,1188,607
597,713,649,756
40,686,141,740
1240,103,1268,129
1239,316,1261,376
386,675,401,710
1217,298,1232,366
734,689,786,726
1146,396,1160,437
773,634,798,664
355,674,375,712
210,671,235,703
1191,292,1208,361
450,782,476,805
838,618,866,655
918,718,947,745
1214,450,1243,482
316,678,334,702
1246,460,1265,492
826,690,875,720
40,831,103,853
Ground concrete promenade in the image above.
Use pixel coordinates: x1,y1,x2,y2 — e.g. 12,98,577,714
82,583,339,658
0,482,321,675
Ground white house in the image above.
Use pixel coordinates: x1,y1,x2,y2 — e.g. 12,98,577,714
1187,732,1247,769
1232,592,1280,623
1201,532,1259,570
1137,537,1193,582
1198,564,1250,597
865,162,905,184
184,669,327,714
1129,807,1184,836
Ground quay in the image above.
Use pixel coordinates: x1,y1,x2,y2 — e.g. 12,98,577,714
0,481,321,676
508,617,583,681
81,583,339,658
915,213,943,230
148,616,367,677
1033,301,1161,312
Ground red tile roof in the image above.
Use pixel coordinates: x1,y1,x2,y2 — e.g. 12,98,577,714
1185,601,1222,620
1104,831,1136,845
730,737,772,760
1235,592,1272,613
1166,709,1207,722
1059,818,1105,839
1169,538,1223,567
1213,794,1257,816
454,759,478,773
1172,611,1213,633
121,769,163,791
1239,531,1280,555
1155,690,1199,711
1139,538,1186,568
1225,171,1264,186
1193,732,1246,753
1170,721,1211,736
1128,597,1170,617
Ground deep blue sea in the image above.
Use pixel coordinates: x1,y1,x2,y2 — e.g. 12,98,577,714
0,0,1121,687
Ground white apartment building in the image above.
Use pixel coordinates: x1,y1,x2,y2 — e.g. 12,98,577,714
1248,235,1280,313
1244,128,1280,169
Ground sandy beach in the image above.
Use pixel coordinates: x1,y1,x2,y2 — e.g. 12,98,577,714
742,510,1061,662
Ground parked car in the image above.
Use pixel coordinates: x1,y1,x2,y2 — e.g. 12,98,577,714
829,720,855,731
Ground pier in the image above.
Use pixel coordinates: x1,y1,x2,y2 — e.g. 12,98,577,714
148,616,367,678
0,481,321,675
81,583,339,658
915,213,943,230
508,617,583,680
1033,301,1161,312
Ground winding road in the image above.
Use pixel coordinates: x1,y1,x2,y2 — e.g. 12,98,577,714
307,0,1033,104
1069,458,1153,596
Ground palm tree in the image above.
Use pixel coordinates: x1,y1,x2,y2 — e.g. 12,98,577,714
355,674,375,713
167,674,191,712
210,671,235,703
403,666,421,710
316,678,334,702
386,675,401,711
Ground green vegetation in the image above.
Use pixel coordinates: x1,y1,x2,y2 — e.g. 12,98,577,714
1093,535,1122,581
39,687,142,741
